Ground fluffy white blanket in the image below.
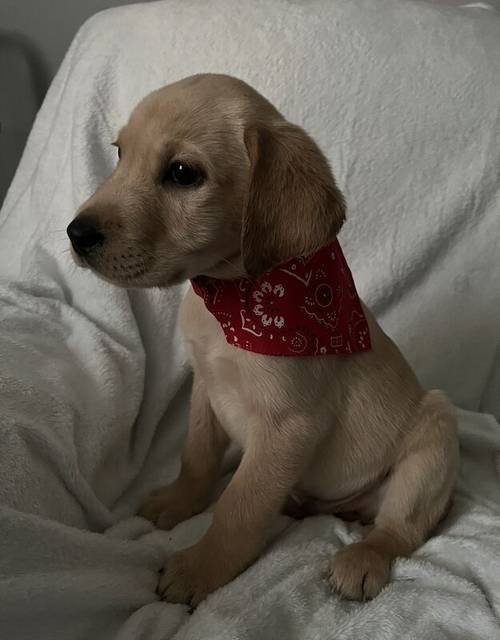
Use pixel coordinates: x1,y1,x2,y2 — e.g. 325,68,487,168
0,1,499,638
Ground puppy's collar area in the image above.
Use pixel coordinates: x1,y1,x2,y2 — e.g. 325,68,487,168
191,239,371,357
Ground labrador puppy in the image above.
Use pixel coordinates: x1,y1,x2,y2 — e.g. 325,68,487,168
68,74,458,606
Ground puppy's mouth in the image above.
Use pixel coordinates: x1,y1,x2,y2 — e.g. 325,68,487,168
70,247,89,269
70,244,242,288
71,247,154,285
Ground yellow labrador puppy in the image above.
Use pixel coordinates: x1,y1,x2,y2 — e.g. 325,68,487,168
68,74,458,606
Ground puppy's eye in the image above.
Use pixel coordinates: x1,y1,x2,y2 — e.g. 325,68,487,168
164,162,202,187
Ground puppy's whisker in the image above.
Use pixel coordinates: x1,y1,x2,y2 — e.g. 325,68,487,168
50,227,71,235
218,255,240,273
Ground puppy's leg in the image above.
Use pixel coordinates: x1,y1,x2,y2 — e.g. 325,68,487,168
159,415,320,605
330,390,458,600
139,375,228,530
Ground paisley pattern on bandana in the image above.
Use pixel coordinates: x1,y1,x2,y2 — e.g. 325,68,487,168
191,239,371,357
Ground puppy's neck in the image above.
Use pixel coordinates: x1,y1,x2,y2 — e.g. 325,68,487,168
200,251,245,280
191,239,371,357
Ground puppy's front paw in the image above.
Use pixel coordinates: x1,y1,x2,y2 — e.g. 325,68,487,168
328,542,392,601
158,545,230,606
138,485,194,530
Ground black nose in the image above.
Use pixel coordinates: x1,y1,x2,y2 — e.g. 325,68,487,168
67,215,105,255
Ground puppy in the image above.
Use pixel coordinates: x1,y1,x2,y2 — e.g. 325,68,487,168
68,74,459,606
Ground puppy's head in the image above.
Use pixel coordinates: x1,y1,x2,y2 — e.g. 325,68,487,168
68,74,345,286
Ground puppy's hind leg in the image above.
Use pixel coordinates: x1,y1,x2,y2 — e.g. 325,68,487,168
329,390,459,601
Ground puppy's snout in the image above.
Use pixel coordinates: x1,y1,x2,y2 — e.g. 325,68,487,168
67,213,105,256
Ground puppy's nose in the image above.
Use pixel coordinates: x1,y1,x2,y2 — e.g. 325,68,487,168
67,214,105,255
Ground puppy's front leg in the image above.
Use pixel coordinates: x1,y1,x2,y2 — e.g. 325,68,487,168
139,375,228,530
159,415,317,606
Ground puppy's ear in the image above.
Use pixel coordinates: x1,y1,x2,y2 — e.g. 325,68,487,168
242,120,345,278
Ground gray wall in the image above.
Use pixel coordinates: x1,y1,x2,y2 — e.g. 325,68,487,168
2,0,499,205
0,0,151,205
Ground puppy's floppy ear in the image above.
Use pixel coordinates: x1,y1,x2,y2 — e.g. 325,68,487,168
242,120,346,278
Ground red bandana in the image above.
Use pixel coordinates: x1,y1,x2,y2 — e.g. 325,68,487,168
191,239,371,357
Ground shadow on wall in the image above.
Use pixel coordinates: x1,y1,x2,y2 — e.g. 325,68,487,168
0,30,50,207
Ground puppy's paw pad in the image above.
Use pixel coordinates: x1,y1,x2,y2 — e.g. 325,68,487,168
328,542,391,601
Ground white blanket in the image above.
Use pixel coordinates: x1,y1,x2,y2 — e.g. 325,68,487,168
1,1,500,638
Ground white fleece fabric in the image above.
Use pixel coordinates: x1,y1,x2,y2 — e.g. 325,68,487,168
0,1,499,638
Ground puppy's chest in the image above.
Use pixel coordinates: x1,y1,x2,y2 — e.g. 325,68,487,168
205,355,253,448
181,290,257,448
